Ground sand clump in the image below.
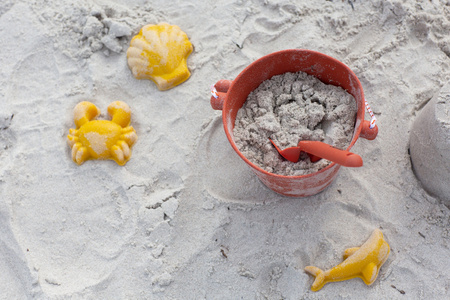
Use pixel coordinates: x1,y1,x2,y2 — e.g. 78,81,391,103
233,71,357,176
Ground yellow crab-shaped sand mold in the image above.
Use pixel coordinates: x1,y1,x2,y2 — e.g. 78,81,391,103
127,22,193,91
67,101,138,166
304,229,390,291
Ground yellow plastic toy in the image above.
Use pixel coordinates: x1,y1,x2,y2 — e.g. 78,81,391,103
126,23,193,91
304,229,390,292
67,101,138,166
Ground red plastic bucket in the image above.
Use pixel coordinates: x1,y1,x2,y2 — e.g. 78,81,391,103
210,49,378,197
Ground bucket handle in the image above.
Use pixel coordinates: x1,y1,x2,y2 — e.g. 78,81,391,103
210,80,232,110
360,99,378,140
210,80,378,140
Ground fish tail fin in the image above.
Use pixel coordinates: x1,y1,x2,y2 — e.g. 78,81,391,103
304,266,326,291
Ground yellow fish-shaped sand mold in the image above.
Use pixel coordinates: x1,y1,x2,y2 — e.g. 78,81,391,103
126,23,193,91
304,229,390,292
67,101,138,166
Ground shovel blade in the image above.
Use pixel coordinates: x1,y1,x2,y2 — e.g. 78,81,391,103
270,139,362,167
269,139,302,163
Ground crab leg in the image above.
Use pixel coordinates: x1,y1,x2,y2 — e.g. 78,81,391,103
71,143,90,165
67,129,79,148
121,128,138,146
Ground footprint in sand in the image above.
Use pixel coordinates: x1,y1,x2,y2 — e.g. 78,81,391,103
253,3,299,34
195,116,279,203
0,113,15,170
235,2,300,46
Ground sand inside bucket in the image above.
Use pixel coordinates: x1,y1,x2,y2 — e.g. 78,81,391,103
233,71,357,176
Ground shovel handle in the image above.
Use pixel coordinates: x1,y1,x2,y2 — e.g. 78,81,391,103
298,141,363,167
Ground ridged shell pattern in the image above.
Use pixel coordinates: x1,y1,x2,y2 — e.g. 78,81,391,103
127,23,193,91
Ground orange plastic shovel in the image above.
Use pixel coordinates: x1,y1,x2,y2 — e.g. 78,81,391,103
269,139,363,167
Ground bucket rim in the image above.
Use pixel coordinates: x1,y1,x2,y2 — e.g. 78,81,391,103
222,48,365,180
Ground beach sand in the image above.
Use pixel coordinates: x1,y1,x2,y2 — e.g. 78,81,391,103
0,0,449,299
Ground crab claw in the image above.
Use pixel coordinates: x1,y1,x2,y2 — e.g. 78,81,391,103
74,101,100,128
108,101,132,128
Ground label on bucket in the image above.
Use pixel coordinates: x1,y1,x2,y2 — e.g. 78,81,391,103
364,99,377,129
210,85,219,99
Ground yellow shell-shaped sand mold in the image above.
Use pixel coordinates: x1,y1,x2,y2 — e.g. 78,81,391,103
127,23,193,91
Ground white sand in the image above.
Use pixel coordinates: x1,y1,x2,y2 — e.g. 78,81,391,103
0,0,449,299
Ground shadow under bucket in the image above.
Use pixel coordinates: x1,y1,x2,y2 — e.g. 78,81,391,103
210,49,378,197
